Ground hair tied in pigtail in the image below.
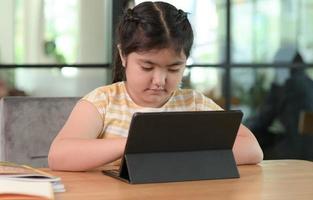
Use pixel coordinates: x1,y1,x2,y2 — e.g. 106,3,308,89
124,8,141,23
176,9,188,24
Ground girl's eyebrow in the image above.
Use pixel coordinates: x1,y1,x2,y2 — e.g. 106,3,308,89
167,61,185,67
138,59,185,67
139,59,154,65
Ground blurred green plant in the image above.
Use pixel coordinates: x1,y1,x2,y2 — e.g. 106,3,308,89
44,40,66,63
236,71,268,116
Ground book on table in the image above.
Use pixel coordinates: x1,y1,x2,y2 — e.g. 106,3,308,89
0,161,65,199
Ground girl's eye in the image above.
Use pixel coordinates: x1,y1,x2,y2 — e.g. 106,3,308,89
168,68,181,72
141,66,153,71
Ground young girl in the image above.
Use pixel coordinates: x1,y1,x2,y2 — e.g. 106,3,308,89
48,1,263,171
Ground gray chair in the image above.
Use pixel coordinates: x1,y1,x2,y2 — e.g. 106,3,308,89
0,96,80,167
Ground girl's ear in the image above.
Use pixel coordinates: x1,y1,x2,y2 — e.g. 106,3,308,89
117,44,126,67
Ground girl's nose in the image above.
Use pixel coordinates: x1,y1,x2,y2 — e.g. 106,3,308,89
152,70,166,87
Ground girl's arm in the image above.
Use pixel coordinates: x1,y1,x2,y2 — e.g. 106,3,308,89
48,100,126,171
233,125,264,165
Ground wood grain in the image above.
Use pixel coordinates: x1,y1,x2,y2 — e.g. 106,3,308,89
43,160,313,200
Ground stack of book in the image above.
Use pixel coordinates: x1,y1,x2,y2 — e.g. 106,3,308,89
0,161,65,199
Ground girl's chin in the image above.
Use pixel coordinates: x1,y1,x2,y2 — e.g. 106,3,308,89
143,96,170,107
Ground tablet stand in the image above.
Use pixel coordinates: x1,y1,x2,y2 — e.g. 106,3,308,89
120,149,239,184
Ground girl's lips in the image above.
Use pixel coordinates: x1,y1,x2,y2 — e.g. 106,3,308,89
147,88,166,94
145,87,166,91
150,88,165,91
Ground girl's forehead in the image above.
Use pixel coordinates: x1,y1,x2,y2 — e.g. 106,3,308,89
133,48,186,59
126,49,187,67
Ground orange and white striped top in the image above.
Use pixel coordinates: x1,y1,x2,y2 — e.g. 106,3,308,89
82,81,222,139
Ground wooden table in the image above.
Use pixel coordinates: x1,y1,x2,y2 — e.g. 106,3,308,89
47,160,313,200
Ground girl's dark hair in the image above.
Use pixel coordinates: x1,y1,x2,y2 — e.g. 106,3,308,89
112,1,194,83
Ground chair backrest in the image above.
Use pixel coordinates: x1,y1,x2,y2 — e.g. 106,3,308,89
299,111,313,136
0,96,80,167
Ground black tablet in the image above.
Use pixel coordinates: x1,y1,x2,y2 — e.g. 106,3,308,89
103,110,243,184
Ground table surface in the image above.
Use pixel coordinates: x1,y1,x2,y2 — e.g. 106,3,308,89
46,159,313,200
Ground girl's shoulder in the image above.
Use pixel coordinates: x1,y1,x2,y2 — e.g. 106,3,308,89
92,81,124,94
82,82,126,102
173,88,223,111
173,88,203,98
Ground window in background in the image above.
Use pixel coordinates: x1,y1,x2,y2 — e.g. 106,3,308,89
15,0,24,63
230,67,275,121
3,0,113,97
242,67,313,160
187,0,226,65
231,0,313,160
299,0,313,62
232,0,313,64
13,0,111,65
232,0,281,63
182,67,224,107
14,68,109,97
14,0,79,64
231,0,313,116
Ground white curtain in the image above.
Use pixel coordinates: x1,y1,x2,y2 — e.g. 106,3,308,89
0,0,15,64
78,0,112,63
23,0,45,63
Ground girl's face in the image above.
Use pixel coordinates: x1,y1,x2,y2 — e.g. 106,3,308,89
120,48,186,108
